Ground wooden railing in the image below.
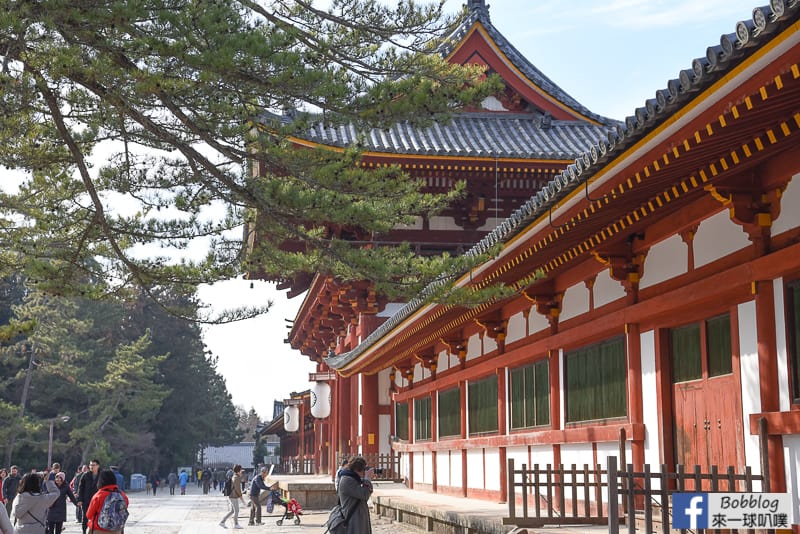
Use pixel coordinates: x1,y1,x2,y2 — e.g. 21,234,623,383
336,452,401,482
505,457,767,533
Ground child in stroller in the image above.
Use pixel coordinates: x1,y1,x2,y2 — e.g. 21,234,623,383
265,486,303,526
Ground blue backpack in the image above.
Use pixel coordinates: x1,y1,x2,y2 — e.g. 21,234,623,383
96,489,129,531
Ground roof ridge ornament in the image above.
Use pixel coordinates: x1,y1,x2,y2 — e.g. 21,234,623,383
467,0,490,20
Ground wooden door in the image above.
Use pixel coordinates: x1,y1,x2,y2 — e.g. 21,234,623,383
670,313,743,487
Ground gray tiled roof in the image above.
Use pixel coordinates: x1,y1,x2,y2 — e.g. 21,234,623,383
438,1,617,128
325,1,800,370
303,113,616,159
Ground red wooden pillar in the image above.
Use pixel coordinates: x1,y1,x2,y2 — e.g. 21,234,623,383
497,367,508,503
626,323,645,471
460,379,468,497
361,374,379,454
407,397,415,489
337,376,352,456
430,390,438,492
754,281,786,492
299,402,306,472
548,349,562,505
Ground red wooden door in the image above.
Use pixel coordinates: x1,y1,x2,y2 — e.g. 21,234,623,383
670,314,743,487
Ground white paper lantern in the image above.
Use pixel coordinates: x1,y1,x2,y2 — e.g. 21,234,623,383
284,405,299,432
310,382,332,419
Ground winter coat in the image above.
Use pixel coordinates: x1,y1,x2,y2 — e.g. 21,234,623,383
337,470,373,534
228,473,243,499
0,504,12,534
249,475,267,502
12,479,59,534
77,471,98,507
2,476,20,503
86,484,128,533
45,483,77,523
167,473,177,487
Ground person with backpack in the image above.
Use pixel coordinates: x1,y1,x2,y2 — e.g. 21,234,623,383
12,473,59,534
85,469,128,534
218,464,245,529
335,456,374,534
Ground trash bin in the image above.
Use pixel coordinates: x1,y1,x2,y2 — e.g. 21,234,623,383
130,473,146,491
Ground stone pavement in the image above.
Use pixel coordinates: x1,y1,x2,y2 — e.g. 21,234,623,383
59,477,609,534
112,482,429,534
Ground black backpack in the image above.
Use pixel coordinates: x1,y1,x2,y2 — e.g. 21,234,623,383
222,477,232,497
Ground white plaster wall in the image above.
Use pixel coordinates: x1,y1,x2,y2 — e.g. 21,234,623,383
429,216,460,231
738,300,763,476
593,269,626,309
399,452,410,482
478,217,502,232
639,234,687,289
783,435,800,524
466,448,485,489
449,353,460,368
640,329,661,467
394,216,424,230
772,173,800,236
774,278,791,411
505,312,526,344
530,445,554,467
484,448,501,491
466,333,481,361
560,444,594,467
422,451,433,485
560,283,590,321
412,451,425,486
694,210,751,268
379,414,391,455
378,368,391,405
484,335,498,354
436,450,452,488
437,349,450,373
358,378,363,438
413,363,424,383
528,310,550,335
450,450,463,489
506,446,529,471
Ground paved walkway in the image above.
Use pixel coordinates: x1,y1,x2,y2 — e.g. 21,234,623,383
113,482,428,534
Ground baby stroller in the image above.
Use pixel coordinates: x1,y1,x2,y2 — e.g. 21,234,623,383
266,488,303,526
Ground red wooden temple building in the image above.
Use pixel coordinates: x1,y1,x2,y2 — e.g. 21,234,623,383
249,0,800,525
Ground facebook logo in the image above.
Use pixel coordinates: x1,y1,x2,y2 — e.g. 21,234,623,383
673,493,709,529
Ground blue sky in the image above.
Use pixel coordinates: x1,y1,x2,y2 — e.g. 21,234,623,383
202,0,764,417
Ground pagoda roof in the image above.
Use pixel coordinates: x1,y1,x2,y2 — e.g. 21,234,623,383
438,0,614,127
324,1,800,372
296,112,615,160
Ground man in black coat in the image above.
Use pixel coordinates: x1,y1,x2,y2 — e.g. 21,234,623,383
77,460,100,534
2,465,20,516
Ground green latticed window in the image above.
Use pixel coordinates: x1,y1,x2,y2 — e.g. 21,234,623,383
790,282,800,403
414,396,431,441
510,358,550,429
438,387,461,437
468,375,498,435
565,337,626,422
395,401,408,441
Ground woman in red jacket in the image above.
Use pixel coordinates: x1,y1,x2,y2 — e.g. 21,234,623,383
86,469,129,533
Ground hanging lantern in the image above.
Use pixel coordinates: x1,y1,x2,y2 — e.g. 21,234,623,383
284,405,299,432
310,381,332,419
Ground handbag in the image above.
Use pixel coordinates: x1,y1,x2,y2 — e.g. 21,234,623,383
324,501,357,534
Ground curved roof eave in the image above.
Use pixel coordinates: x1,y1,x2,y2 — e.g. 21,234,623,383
325,2,800,372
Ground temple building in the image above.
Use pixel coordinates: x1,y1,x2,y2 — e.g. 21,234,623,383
251,0,800,523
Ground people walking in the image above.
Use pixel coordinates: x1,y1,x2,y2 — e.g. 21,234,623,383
85,469,128,534
70,466,87,524
178,470,188,495
149,471,160,496
77,460,100,534
45,472,77,534
2,465,20,517
247,467,269,526
336,456,374,534
12,472,59,534
219,464,245,529
166,471,177,495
